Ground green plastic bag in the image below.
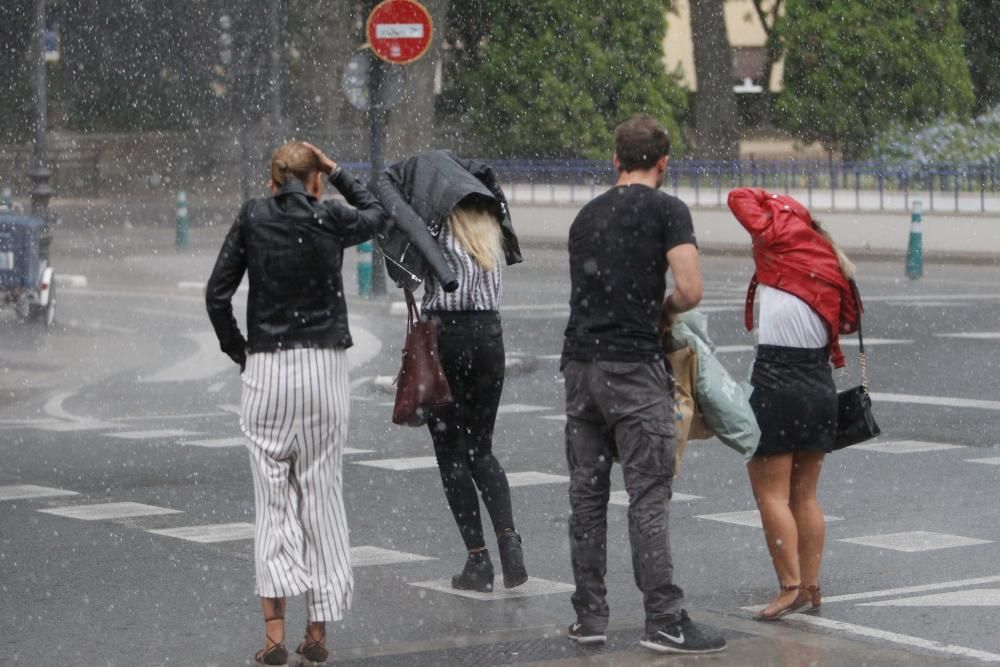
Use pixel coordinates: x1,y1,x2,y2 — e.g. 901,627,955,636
671,311,759,460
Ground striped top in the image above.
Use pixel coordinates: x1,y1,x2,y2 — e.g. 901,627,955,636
421,220,502,312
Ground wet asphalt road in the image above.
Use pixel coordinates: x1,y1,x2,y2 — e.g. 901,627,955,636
1,231,999,666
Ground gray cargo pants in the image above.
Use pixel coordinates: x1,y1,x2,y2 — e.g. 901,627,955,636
563,359,684,630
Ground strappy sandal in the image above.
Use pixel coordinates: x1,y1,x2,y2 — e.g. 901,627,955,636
295,631,330,667
796,584,822,613
754,583,806,621
255,616,288,667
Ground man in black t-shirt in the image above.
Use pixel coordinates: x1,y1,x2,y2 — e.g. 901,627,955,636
561,115,726,655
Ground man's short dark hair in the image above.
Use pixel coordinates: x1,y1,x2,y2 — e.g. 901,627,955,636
614,114,671,171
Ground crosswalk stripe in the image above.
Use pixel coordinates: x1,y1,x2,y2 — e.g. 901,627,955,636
0,484,79,501
697,510,842,529
837,531,992,553
106,429,203,440
352,457,438,471
148,522,255,543
352,546,435,567
851,440,965,454
871,392,1000,411
182,437,246,448
38,502,181,521
409,577,574,600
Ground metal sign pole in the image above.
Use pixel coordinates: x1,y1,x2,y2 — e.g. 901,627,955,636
30,0,52,224
368,52,388,297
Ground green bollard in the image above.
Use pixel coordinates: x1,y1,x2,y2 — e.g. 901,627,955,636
175,190,189,250
905,200,923,280
357,241,373,298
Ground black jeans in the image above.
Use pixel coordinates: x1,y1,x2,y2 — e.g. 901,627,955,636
425,310,515,551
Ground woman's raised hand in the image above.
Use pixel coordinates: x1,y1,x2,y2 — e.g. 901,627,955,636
303,142,337,175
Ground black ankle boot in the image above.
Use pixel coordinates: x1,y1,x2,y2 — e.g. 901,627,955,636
498,530,528,589
451,550,494,592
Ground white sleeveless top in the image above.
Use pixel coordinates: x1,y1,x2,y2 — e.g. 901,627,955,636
757,285,829,348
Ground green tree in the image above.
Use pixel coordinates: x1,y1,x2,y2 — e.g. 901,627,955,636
960,0,1000,113
776,0,974,158
448,0,687,159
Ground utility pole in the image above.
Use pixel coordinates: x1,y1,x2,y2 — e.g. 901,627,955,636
30,0,52,223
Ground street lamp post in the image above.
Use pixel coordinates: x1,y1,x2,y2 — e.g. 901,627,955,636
30,0,52,223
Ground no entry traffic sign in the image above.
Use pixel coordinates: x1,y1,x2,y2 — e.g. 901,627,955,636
366,0,433,64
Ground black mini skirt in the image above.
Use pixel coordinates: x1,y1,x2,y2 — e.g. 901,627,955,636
750,344,837,457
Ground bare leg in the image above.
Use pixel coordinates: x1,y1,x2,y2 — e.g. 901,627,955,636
790,451,826,603
260,596,286,649
747,454,800,617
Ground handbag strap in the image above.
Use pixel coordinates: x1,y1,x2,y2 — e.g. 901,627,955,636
403,288,419,331
849,278,870,394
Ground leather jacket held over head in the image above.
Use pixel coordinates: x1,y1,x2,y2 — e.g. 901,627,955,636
206,170,389,368
373,150,522,292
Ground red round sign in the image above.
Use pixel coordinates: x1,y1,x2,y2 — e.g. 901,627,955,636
366,0,433,65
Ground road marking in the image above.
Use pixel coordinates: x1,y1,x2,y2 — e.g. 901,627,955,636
851,440,965,454
347,325,382,372
218,404,240,415
820,574,1000,605
106,429,203,440
936,332,1000,340
38,502,181,521
860,588,1000,607
497,404,550,414
140,332,233,383
609,490,703,505
537,354,562,360
505,472,568,487
352,456,438,471
864,293,1000,302
782,614,1000,663
32,420,118,432
870,392,1000,411
715,345,754,354
352,546,435,567
148,522,255,543
841,338,913,346
182,437,246,448
0,484,79,501
343,448,374,455
55,274,88,289
966,456,1000,466
540,415,567,422
838,531,992,553
697,510,842,529
410,577,574,600
884,301,970,308
207,381,226,393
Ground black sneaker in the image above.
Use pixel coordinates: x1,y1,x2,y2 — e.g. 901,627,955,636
640,610,727,654
567,621,607,645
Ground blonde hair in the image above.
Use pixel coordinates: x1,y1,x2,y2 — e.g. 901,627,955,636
270,141,322,187
448,202,503,272
813,218,856,280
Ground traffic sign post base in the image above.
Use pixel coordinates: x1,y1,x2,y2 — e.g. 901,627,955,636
905,200,923,280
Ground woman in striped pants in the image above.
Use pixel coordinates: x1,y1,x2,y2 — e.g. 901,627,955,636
207,141,387,666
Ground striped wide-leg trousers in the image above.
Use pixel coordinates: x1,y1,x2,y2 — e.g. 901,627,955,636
240,347,353,623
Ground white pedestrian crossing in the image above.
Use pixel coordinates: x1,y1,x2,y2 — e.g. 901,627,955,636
0,484,79,501
851,440,965,454
351,546,435,567
697,510,842,529
935,332,1000,340
837,531,992,553
106,429,203,440
182,437,245,448
38,502,181,521
966,456,1000,466
860,589,1000,607
352,456,438,471
870,392,1000,411
505,472,568,488
148,522,255,543
497,404,551,414
410,577,574,600
609,490,703,505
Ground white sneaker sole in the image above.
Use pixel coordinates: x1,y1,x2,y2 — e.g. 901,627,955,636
639,639,727,654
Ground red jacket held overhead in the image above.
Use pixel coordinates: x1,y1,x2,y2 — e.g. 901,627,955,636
727,187,860,368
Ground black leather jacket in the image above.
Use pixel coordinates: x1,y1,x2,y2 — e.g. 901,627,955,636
206,170,388,367
373,150,522,291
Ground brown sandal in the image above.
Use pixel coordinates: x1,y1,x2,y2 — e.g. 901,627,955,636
754,583,806,621
255,616,288,667
296,636,329,666
796,584,822,612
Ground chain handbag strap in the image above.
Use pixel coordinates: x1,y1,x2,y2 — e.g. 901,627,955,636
850,279,870,395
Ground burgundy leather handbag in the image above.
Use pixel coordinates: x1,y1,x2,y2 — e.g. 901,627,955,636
392,289,453,426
